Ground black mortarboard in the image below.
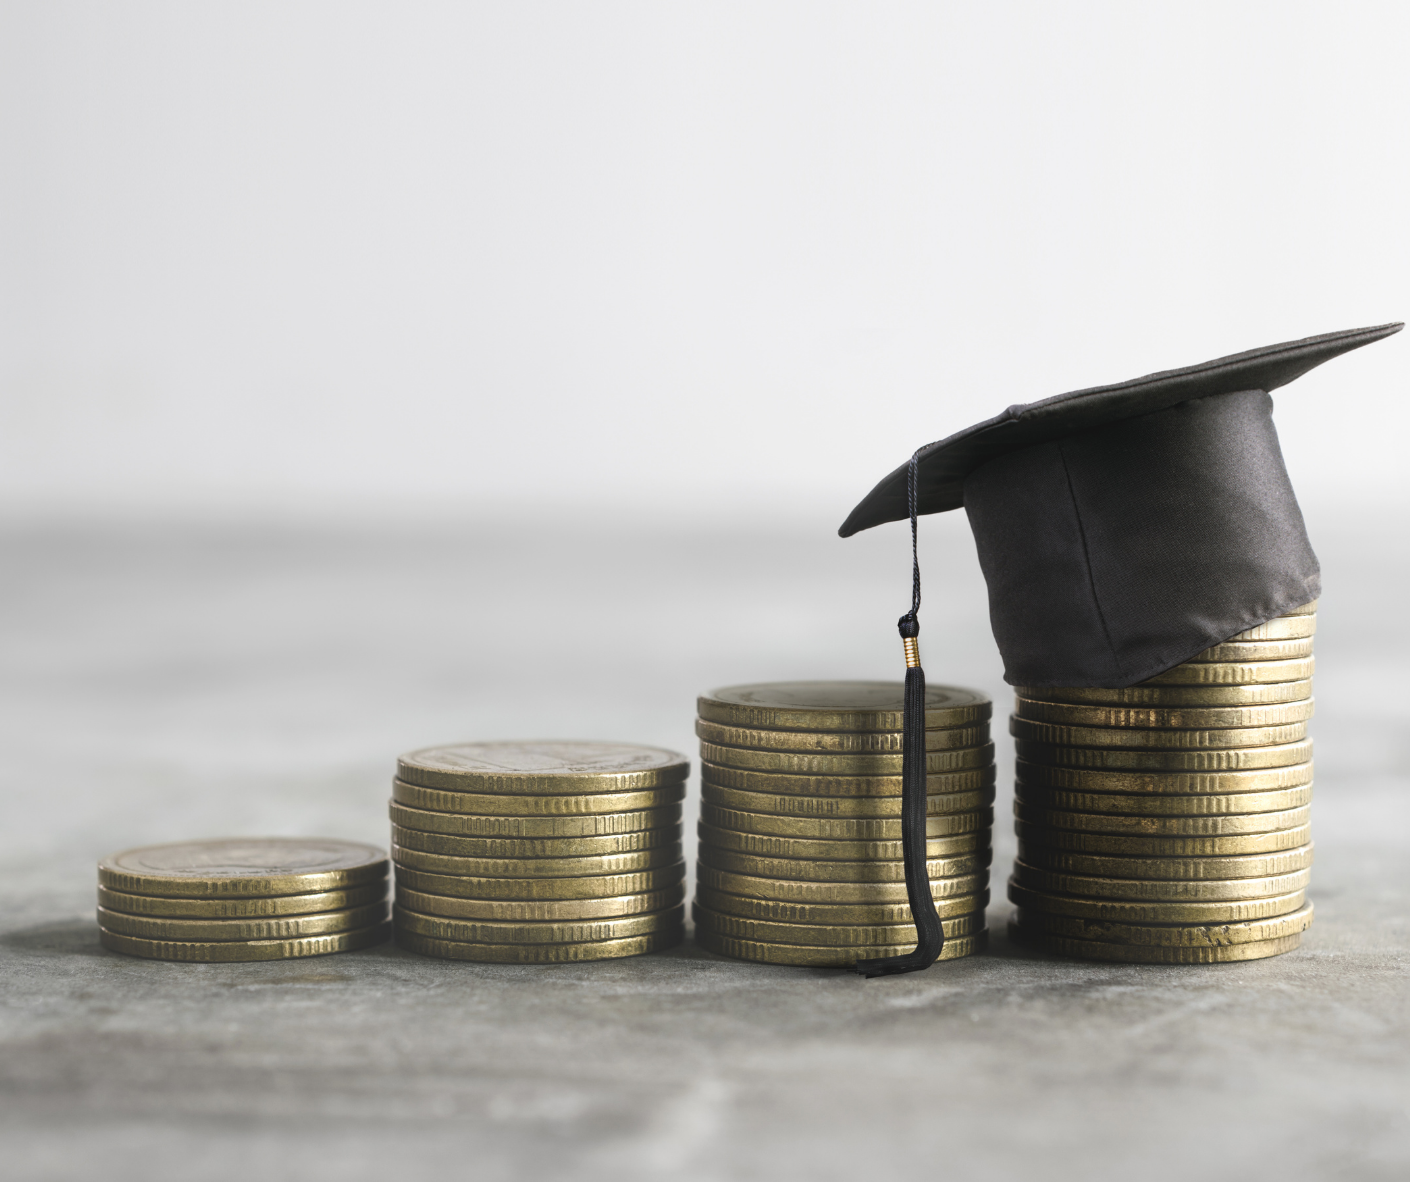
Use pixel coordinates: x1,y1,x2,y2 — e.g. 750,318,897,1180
838,322,1401,977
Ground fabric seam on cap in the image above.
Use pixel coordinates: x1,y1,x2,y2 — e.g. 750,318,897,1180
1057,443,1123,682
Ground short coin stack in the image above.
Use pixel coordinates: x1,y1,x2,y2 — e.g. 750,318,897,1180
391,741,687,962
1008,602,1318,963
98,838,390,961
691,681,995,967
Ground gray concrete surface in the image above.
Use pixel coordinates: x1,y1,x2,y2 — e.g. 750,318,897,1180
1,511,1406,1181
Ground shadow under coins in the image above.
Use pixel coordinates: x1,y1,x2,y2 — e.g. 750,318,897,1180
0,917,109,959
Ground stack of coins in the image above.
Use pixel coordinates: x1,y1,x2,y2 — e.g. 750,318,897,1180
1008,602,1318,963
98,838,390,961
691,681,996,968
391,741,687,962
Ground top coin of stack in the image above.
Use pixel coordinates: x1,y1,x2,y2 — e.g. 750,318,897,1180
391,740,688,962
98,838,391,961
691,681,996,968
1007,602,1318,963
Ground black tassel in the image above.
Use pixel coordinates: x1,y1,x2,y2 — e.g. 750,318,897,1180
853,454,943,978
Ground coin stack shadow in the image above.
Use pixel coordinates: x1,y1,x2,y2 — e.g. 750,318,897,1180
390,741,688,962
690,681,996,967
97,838,391,962
1007,602,1318,963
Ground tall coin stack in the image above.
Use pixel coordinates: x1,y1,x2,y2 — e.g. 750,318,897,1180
391,741,688,962
1008,602,1318,963
98,838,391,961
691,681,995,968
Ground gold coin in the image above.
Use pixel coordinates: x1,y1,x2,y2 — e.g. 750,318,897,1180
700,781,996,820
1012,698,1315,730
390,822,678,860
1016,681,1313,707
97,838,388,899
1189,638,1314,663
694,884,989,926
97,902,388,942
1008,924,1304,963
697,681,991,732
397,740,688,794
99,921,390,962
1011,901,1314,947
1015,782,1313,817
1011,860,1310,902
1012,802,1311,837
1014,737,1312,771
1141,657,1314,685
696,821,989,862
694,926,986,967
698,803,993,841
1012,820,1312,857
395,883,686,922
697,846,992,884
1014,759,1314,795
394,902,685,944
396,927,683,962
691,902,983,947
1006,879,1306,924
96,882,388,919
1009,717,1308,750
696,864,987,905
695,719,987,755
1282,601,1318,616
390,840,682,879
1015,841,1313,880
388,800,681,838
699,760,995,799
1229,615,1316,641
700,741,994,777
392,779,686,816
392,862,685,901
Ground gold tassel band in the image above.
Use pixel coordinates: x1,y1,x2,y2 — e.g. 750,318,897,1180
902,636,920,668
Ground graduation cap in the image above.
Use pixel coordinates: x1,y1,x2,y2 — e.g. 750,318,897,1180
839,322,1402,977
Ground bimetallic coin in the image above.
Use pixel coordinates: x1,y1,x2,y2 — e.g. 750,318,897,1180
697,846,992,884
1014,759,1314,795
1012,820,1312,857
394,903,684,944
390,823,678,860
696,864,988,905
1141,657,1314,685
96,882,388,919
1011,902,1314,947
1010,717,1308,751
1228,616,1316,641
700,741,994,776
691,902,983,947
1011,859,1310,902
699,760,995,799
1011,698,1314,730
1008,923,1304,963
1015,842,1313,881
97,902,388,942
695,719,987,755
395,883,685,922
392,779,686,816
696,821,989,861
700,782,997,820
98,839,388,899
99,922,390,962
1006,880,1306,925
392,862,685,901
697,681,991,733
694,926,986,967
390,841,682,879
1015,738,1313,772
1012,802,1311,837
694,885,989,927
388,801,681,839
1015,680,1313,707
397,741,688,794
699,803,993,841
1189,638,1314,663
396,927,683,962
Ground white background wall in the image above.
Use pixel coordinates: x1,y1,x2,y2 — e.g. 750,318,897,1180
2,1,1407,524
